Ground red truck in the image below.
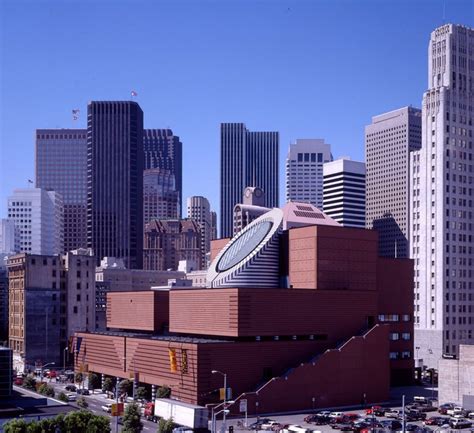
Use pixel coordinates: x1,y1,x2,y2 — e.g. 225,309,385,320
143,402,159,423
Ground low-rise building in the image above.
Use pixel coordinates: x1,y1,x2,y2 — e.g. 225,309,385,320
0,346,13,399
95,257,184,330
7,250,95,372
439,345,474,406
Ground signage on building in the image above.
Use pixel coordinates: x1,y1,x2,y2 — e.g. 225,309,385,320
111,403,124,416
239,399,247,413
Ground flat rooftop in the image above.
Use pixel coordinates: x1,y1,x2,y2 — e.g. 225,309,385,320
86,331,233,344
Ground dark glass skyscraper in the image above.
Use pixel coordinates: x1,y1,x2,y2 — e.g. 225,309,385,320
143,129,182,216
36,129,87,252
220,123,279,238
87,101,144,269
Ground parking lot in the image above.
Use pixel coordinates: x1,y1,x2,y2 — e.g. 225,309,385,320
215,400,474,433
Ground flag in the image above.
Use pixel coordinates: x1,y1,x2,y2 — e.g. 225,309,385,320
181,349,188,374
131,90,138,97
28,179,33,184
169,348,177,373
72,109,80,121
76,336,82,354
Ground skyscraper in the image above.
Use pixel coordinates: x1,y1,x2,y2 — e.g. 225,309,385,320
7,188,63,255
143,129,182,216
220,123,279,238
0,219,19,254
285,139,332,209
210,211,218,241
36,129,88,252
186,196,211,268
411,24,474,366
365,106,422,258
87,101,144,269
143,168,179,225
323,158,366,228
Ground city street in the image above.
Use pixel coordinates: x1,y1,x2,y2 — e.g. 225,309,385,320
14,382,159,432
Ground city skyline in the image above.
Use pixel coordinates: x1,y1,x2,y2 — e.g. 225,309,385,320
1,0,472,220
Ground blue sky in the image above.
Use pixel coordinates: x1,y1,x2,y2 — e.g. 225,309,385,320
1,0,473,218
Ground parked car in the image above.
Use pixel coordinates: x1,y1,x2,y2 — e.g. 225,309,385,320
447,407,464,417
261,421,279,430
329,412,344,419
65,384,77,392
381,420,402,430
47,370,57,379
312,416,331,425
438,403,456,415
406,410,427,421
366,406,385,416
101,403,112,413
248,419,272,430
424,416,450,426
304,415,318,424
76,389,90,395
14,377,23,386
66,393,76,402
450,418,472,429
396,423,419,432
385,410,402,419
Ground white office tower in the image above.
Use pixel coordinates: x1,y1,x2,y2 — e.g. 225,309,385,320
0,219,19,254
186,196,211,268
286,139,332,209
323,158,366,228
7,188,64,255
365,106,422,258
411,24,474,367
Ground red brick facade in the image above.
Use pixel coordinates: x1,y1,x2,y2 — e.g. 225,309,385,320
76,224,413,413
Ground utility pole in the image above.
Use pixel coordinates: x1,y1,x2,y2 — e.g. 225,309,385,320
402,395,406,433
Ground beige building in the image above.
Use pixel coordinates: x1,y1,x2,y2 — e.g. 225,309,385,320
365,106,422,258
8,249,95,372
95,257,184,330
439,345,474,407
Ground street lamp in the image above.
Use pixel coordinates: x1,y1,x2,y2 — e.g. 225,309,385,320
63,347,68,371
212,370,228,429
209,401,235,433
212,409,229,433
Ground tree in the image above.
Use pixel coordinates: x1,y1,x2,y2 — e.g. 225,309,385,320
119,379,132,396
135,386,148,401
77,396,89,409
156,386,171,399
58,391,69,402
38,383,55,397
157,417,174,433
75,372,83,384
102,377,114,393
88,372,101,390
121,402,143,433
84,414,111,433
3,418,29,433
2,410,110,433
22,376,36,391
